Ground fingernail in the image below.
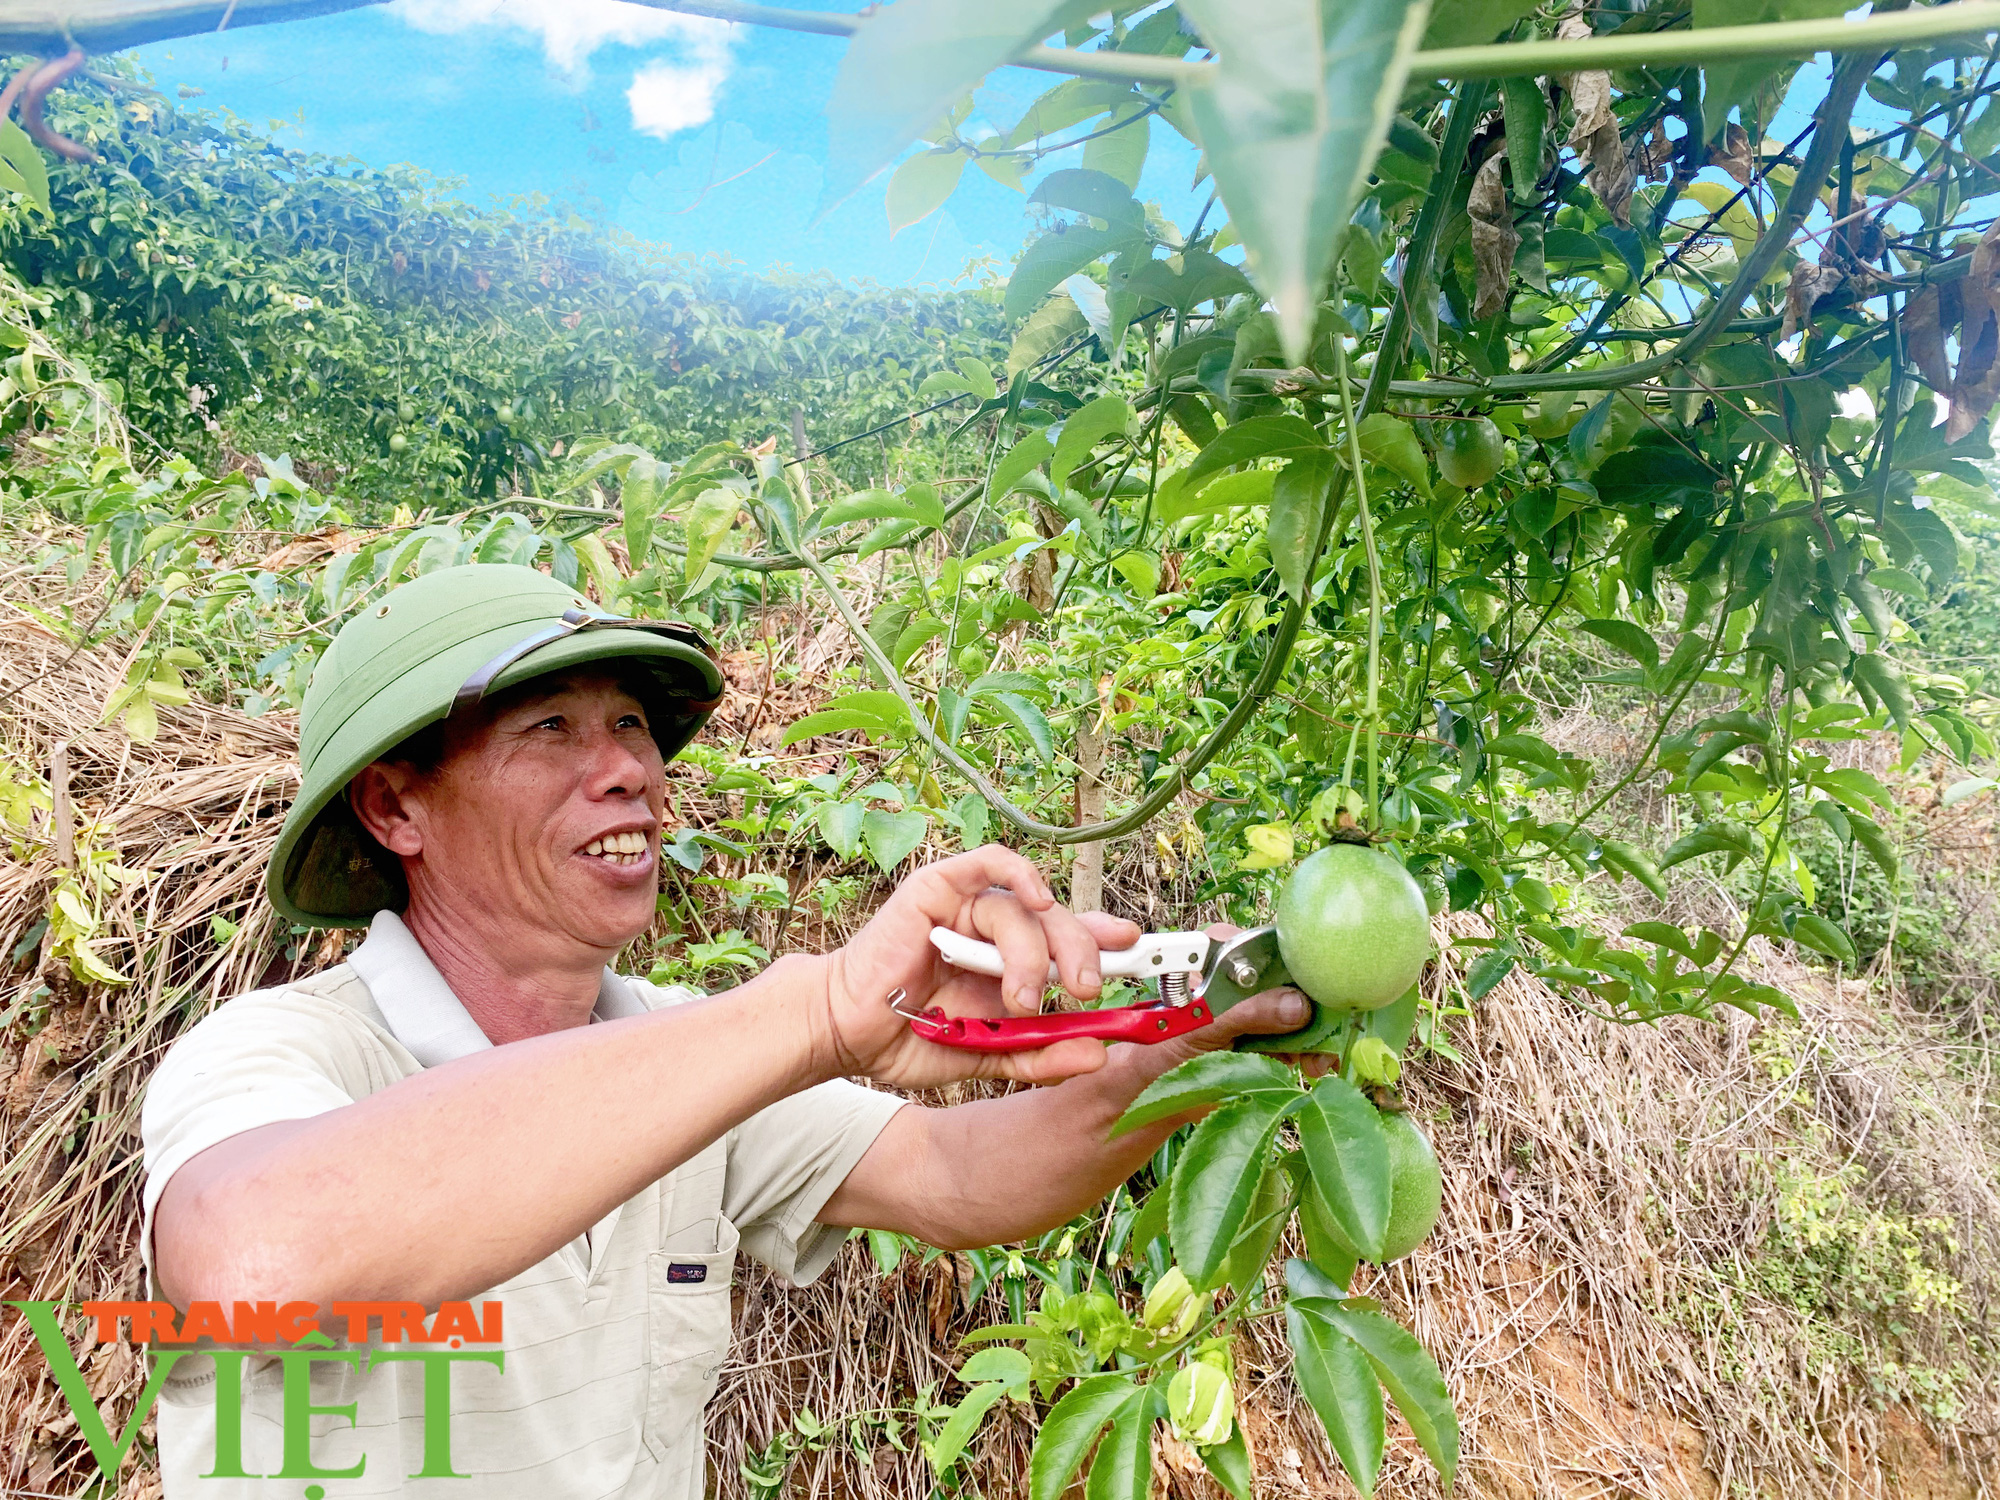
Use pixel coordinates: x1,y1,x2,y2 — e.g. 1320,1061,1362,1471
1280,993,1308,1023
1081,966,1101,991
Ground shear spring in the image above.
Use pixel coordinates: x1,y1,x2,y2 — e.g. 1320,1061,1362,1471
1159,970,1190,1007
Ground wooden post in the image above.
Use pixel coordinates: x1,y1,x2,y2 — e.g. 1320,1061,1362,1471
1072,719,1105,912
50,738,72,870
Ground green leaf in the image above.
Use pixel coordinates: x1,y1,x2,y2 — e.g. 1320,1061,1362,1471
863,808,929,870
1199,1421,1255,1500
1423,0,1539,49
1314,1298,1459,1491
960,1347,1032,1389
0,119,51,217
1356,413,1432,495
1815,767,1892,811
1579,618,1661,671
817,800,866,861
1031,165,1143,225
983,691,1056,762
684,485,742,586
1170,1091,1295,1289
1084,1385,1157,1500
1006,226,1132,321
827,0,1077,196
1660,822,1760,870
1030,1375,1142,1500
968,671,1048,699
1161,467,1277,523
1178,0,1430,362
887,148,968,234
992,430,1057,502
621,456,664,562
1179,414,1327,500
1791,913,1856,964
1842,811,1898,881
1598,839,1669,900
1851,654,1917,730
1008,297,1091,376
1083,104,1152,190
1113,1051,1294,1136
1500,74,1548,203
1569,392,1645,470
782,691,911,746
1112,550,1160,596
1463,946,1516,1002
821,486,947,531
1285,1299,1385,1497
1624,921,1698,963
1295,1073,1390,1261
928,1379,1009,1474
1051,394,1131,491
1269,452,1336,604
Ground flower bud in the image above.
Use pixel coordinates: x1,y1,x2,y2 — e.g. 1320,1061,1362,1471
1140,1268,1207,1340
1167,1360,1235,1448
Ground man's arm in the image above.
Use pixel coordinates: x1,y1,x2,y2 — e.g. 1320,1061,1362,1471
817,987,1314,1250
155,956,837,1321
154,847,1117,1321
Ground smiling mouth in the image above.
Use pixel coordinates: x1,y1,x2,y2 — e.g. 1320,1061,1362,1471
584,831,651,867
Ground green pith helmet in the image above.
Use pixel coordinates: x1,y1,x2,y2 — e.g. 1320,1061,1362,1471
269,564,724,928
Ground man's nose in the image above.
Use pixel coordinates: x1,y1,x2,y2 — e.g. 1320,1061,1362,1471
581,727,655,798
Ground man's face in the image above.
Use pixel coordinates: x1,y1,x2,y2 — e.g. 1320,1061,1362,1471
368,668,666,954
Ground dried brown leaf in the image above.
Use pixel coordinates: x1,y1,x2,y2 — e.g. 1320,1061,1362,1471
1948,219,2000,440
1709,124,1756,187
1781,261,1845,343
1470,149,1521,320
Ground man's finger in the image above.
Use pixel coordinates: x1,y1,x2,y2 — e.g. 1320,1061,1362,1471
1206,987,1313,1037
987,1037,1109,1085
972,891,1053,1014
919,845,1054,915
1079,912,1143,950
1037,902,1108,1000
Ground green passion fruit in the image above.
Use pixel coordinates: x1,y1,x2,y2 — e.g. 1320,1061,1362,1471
1436,415,1505,489
1379,1113,1443,1260
1275,843,1432,1011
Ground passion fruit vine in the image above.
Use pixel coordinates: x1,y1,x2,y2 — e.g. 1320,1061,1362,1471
1274,842,1432,1011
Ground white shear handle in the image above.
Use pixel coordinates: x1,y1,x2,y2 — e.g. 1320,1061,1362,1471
929,928,1209,984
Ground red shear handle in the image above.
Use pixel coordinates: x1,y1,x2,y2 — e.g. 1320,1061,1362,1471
907,1001,1216,1052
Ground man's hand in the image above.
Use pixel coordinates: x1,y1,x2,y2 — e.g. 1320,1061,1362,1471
1105,922,1336,1097
819,845,1139,1088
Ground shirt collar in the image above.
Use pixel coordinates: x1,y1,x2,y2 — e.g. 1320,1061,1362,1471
348,909,643,1068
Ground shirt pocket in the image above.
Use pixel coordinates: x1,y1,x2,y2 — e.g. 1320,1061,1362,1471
641,1214,739,1464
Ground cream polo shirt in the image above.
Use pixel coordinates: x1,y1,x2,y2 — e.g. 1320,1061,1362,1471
138,910,906,1500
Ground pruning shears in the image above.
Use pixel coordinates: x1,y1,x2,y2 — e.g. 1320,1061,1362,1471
892,925,1336,1054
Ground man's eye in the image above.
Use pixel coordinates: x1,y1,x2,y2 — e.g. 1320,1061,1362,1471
536,716,565,732
618,714,648,731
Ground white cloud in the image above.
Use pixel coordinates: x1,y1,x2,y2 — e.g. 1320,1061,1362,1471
627,37,735,139
392,0,737,135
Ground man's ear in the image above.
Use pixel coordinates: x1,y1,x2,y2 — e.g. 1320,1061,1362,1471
348,761,427,858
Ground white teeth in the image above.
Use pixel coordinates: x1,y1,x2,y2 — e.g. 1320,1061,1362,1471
586,833,649,863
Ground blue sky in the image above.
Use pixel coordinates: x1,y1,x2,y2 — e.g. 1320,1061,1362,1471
132,0,1207,289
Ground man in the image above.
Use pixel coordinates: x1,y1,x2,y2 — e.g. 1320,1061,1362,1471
142,563,1306,1497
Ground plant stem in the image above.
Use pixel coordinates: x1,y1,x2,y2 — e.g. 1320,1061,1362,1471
1332,321,1382,825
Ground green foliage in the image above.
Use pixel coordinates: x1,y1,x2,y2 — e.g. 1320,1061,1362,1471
7,9,2000,1498
0,59,1011,508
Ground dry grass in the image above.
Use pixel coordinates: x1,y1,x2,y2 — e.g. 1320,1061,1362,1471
2,614,1997,1499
